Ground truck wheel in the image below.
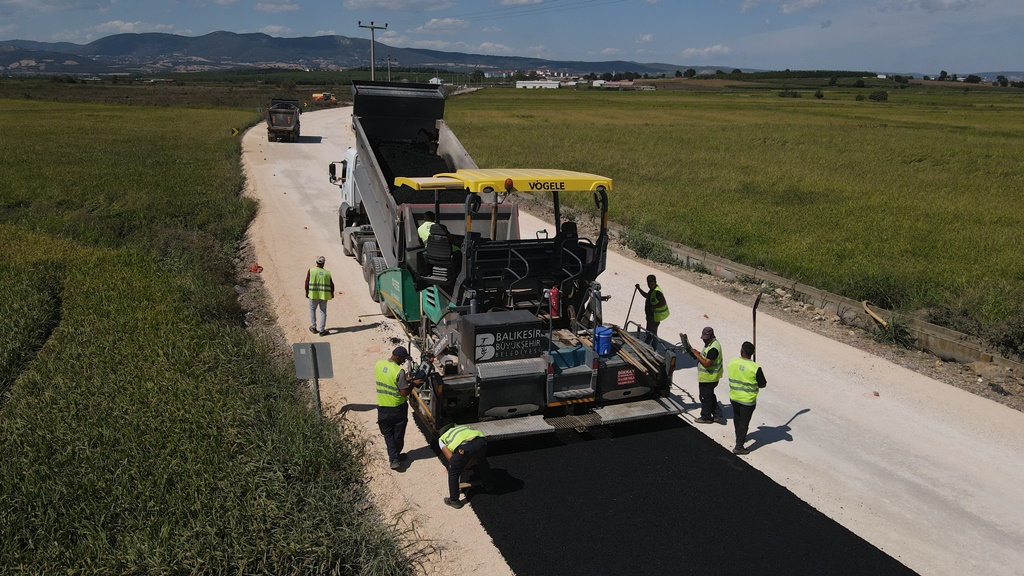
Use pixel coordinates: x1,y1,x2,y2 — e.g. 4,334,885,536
369,256,387,303
360,241,378,281
363,256,379,302
380,299,394,318
267,133,273,142
342,230,354,257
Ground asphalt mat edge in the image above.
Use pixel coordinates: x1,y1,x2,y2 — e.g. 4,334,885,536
465,417,919,576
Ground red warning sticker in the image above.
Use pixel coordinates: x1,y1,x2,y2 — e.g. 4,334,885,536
617,369,636,386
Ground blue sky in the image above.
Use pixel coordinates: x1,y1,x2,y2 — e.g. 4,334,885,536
1,0,1021,74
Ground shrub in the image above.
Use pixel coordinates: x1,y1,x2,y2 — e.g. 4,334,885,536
814,89,824,99
874,316,916,349
869,90,889,102
622,229,677,265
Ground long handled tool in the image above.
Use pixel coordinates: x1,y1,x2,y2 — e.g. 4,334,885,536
624,285,638,326
752,290,763,361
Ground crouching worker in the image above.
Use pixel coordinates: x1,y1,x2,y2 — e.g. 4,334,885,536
439,424,493,509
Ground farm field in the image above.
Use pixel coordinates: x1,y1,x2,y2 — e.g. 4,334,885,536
444,86,1024,357
0,99,415,573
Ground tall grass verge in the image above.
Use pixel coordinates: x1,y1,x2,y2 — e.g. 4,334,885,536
446,88,1024,357
0,100,414,573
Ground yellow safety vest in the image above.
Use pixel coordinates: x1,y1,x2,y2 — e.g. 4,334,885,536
307,267,333,301
728,358,761,405
698,339,723,383
650,286,669,322
418,221,433,244
440,425,484,451
375,359,407,407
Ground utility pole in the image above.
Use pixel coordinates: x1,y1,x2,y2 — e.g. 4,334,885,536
358,21,387,81
385,55,396,82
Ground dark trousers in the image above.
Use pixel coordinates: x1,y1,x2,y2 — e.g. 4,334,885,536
645,317,660,345
731,401,757,448
377,403,408,462
448,437,493,500
699,381,723,420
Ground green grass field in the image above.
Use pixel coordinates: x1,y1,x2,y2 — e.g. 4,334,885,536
445,86,1024,356
0,100,414,574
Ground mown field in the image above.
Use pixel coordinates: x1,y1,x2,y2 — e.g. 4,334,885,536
445,86,1024,357
0,100,415,574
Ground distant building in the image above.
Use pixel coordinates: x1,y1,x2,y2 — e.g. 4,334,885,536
428,77,444,85
516,80,560,89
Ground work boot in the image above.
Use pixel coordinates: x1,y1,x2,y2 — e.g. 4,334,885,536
319,330,329,337
390,459,401,470
732,446,750,455
444,497,465,509
309,326,317,334
694,417,714,424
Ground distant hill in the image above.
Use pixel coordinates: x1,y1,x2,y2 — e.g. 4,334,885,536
3,31,1018,79
0,31,734,76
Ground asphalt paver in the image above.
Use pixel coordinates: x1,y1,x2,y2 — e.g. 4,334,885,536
468,417,917,576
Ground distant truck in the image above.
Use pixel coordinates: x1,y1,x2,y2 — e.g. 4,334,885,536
266,99,301,142
313,92,338,104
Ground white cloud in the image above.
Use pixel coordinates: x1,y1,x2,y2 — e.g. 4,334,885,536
636,33,654,43
91,20,176,35
600,47,621,55
875,0,985,11
481,26,501,33
315,29,337,36
0,0,115,17
741,0,823,13
412,18,468,33
680,44,731,60
343,0,454,10
476,41,516,54
255,1,300,13
781,0,824,13
378,35,516,55
260,25,293,36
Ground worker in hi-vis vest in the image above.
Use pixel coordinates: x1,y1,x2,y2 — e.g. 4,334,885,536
304,255,334,336
376,346,424,470
727,341,767,455
636,274,669,346
439,424,493,509
685,326,725,424
417,210,436,244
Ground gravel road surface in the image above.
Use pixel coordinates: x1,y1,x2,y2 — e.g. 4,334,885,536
240,106,1024,576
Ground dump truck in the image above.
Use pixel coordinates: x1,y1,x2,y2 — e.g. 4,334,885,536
266,98,300,142
329,80,683,440
313,92,338,104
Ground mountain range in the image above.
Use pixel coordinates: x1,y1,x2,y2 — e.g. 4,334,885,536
1,31,1019,80
0,31,695,77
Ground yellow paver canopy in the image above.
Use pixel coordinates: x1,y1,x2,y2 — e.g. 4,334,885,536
395,169,612,193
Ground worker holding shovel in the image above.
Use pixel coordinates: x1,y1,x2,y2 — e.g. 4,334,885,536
727,341,767,455
635,274,669,346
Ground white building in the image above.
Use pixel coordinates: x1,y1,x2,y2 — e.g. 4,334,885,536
516,80,561,89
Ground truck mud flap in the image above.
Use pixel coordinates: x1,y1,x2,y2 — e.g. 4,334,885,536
471,396,685,441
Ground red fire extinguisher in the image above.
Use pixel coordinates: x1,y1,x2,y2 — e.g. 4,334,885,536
549,284,560,318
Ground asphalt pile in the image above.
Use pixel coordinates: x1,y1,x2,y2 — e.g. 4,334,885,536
469,417,917,576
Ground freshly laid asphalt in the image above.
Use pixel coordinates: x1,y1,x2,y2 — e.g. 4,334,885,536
465,416,918,576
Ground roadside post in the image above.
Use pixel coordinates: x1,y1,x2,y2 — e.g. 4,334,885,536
293,342,333,415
